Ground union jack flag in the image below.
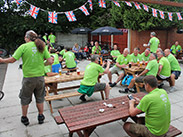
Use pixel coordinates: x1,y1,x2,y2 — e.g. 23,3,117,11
168,12,173,21
48,12,57,24
88,0,93,10
28,5,40,19
99,0,106,8
112,0,120,7
176,12,183,20
79,5,90,16
16,0,22,5
125,1,132,7
159,11,165,19
65,11,77,22
134,2,141,10
152,8,157,17
142,4,148,12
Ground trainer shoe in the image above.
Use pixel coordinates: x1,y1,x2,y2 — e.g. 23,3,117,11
119,88,129,93
169,86,177,93
110,82,117,87
38,114,45,124
21,116,29,126
79,94,86,102
129,88,136,93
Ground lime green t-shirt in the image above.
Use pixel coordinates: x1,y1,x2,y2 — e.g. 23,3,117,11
92,46,101,54
63,51,76,68
170,45,182,55
48,34,56,43
137,88,171,136
130,53,142,63
44,65,51,75
159,57,171,77
13,41,50,77
145,59,158,76
141,52,150,61
149,37,160,53
81,62,104,86
59,49,66,56
167,54,181,71
115,54,131,67
110,50,121,60
43,35,47,42
50,53,60,65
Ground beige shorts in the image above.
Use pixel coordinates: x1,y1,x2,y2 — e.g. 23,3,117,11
109,66,124,74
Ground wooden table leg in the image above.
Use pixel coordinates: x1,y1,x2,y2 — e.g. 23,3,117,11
48,101,53,113
83,127,96,137
69,132,73,137
100,91,104,100
76,131,84,137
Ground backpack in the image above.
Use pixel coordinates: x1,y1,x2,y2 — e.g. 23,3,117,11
121,75,133,86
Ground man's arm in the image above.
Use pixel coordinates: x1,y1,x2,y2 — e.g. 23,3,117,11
129,99,142,117
0,57,16,63
44,57,54,66
158,65,163,75
138,69,149,77
116,62,127,68
103,61,110,74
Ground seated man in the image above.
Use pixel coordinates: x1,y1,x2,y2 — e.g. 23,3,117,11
123,75,171,137
164,49,181,92
72,43,83,60
110,44,121,61
170,41,182,56
130,47,142,66
140,48,150,63
78,55,111,101
92,41,102,54
108,48,131,87
63,48,77,70
119,53,158,93
44,56,58,77
157,51,171,81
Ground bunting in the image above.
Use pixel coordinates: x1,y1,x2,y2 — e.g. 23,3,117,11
88,0,93,10
176,12,183,20
112,0,120,7
159,11,165,19
65,11,77,22
98,0,106,8
79,5,90,16
134,2,141,10
16,0,22,5
28,5,40,19
152,8,158,17
48,12,57,24
125,1,132,7
142,4,148,12
168,12,173,21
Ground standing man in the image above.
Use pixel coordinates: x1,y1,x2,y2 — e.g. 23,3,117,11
42,33,48,44
110,44,121,61
145,32,160,53
164,49,181,92
78,55,111,101
48,32,56,48
123,75,171,137
170,41,182,56
0,30,53,126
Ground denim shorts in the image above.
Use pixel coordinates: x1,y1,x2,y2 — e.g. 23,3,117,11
171,71,181,80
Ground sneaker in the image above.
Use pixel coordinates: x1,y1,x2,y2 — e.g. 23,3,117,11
109,82,112,85
169,86,177,92
21,116,29,126
79,94,86,102
119,88,129,93
158,82,164,88
129,88,136,93
110,82,117,87
38,114,45,124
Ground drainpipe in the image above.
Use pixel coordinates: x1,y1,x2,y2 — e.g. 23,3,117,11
128,29,131,53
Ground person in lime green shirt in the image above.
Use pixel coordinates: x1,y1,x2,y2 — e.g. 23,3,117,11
59,49,66,56
164,49,181,92
48,32,56,47
108,48,131,87
120,53,159,93
170,41,182,55
92,41,101,54
145,32,160,53
78,55,111,101
124,75,170,137
141,48,150,63
50,49,61,73
0,30,53,126
157,51,171,80
63,48,77,69
130,47,142,65
42,33,48,44
110,44,121,61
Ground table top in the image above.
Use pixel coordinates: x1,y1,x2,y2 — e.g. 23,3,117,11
44,71,84,84
58,92,146,132
124,65,146,75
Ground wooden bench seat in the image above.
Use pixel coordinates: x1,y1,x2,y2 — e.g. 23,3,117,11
166,125,182,137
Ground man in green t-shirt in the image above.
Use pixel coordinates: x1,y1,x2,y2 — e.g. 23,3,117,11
62,48,77,69
119,53,159,93
48,32,56,47
108,48,131,87
170,41,182,56
78,55,111,101
42,33,48,44
164,49,181,92
141,48,150,62
92,41,102,54
50,49,61,73
145,32,160,53
123,75,171,137
110,44,121,61
0,30,53,126
157,51,171,81
130,47,142,65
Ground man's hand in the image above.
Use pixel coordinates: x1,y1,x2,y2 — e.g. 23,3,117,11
129,99,136,106
0,57,3,63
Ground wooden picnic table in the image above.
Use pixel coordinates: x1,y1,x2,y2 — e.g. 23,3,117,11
124,65,146,77
58,92,146,137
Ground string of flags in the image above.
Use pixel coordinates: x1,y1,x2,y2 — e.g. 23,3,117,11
15,0,183,24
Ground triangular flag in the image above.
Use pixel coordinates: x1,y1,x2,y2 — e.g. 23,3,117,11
125,1,132,7
48,12,58,24
98,0,106,8
65,11,77,22
176,12,183,20
159,11,165,19
112,0,120,7
152,8,157,17
88,0,93,10
16,0,22,5
142,4,149,12
134,2,141,10
168,12,173,21
79,5,90,16
28,5,40,19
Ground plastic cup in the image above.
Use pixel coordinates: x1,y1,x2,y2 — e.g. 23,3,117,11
129,63,132,68
77,70,80,75
59,71,62,75
145,62,148,66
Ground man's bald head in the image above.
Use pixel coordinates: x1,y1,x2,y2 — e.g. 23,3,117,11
164,49,170,57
